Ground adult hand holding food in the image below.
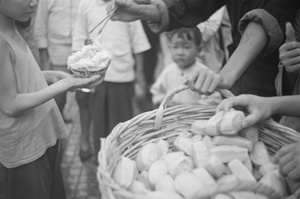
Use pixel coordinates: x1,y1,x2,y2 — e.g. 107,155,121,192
215,95,272,129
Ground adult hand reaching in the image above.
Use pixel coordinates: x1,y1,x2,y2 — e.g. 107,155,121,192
279,22,300,73
185,64,224,95
108,0,160,23
216,94,272,129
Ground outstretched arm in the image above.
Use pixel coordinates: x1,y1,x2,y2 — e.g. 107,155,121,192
218,21,268,88
216,94,300,128
0,38,104,117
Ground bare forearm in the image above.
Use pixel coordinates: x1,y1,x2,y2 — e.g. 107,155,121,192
4,80,69,117
139,4,161,22
219,22,268,88
268,95,300,117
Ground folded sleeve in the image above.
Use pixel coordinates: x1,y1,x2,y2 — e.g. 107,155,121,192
239,9,284,55
148,0,224,33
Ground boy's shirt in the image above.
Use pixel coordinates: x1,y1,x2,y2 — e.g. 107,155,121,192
72,0,151,83
151,60,222,106
34,0,81,65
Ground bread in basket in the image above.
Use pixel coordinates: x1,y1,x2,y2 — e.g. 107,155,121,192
97,84,300,199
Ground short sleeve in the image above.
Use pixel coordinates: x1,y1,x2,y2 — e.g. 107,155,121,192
129,20,151,54
239,9,284,55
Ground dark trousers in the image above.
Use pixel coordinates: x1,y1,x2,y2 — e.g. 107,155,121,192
92,82,134,153
0,141,66,199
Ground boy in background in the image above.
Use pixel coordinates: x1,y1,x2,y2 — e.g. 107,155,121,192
34,0,81,118
151,27,222,107
73,0,150,160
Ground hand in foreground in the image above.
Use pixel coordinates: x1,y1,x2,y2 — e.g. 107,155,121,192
185,65,222,95
65,74,105,92
50,71,70,83
216,94,272,128
279,22,300,73
274,142,300,182
109,0,150,22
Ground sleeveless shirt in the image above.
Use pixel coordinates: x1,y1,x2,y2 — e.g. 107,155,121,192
0,32,67,168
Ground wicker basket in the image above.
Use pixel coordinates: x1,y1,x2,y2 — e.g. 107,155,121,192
97,84,300,199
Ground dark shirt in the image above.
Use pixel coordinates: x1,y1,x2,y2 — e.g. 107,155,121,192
151,0,300,97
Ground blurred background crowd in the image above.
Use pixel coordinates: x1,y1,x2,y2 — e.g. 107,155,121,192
18,0,231,165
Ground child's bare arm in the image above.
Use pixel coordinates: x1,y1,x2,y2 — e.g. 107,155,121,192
0,38,104,117
42,70,70,85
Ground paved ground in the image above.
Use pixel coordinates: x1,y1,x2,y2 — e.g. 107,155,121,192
60,92,101,199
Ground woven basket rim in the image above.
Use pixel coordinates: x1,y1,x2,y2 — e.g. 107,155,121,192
97,103,300,199
97,85,300,199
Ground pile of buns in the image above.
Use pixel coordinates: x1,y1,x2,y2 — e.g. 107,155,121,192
111,110,286,199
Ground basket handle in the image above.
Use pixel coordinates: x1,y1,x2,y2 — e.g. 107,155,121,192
154,83,234,130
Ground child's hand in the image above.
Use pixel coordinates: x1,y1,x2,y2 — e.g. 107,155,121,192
279,22,300,73
66,75,105,91
274,142,300,182
51,71,70,83
216,94,272,128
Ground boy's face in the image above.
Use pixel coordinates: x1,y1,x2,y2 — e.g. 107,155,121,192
169,33,200,69
0,0,37,22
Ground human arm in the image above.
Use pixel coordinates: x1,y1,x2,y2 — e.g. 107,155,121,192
110,0,161,22
216,94,300,129
134,52,146,100
110,0,224,33
39,48,50,70
0,39,104,117
217,21,268,88
34,0,49,69
129,20,151,99
187,16,278,94
42,70,71,85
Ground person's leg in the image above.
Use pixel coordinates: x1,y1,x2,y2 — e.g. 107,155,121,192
91,83,108,156
0,141,66,199
76,91,93,161
107,82,134,133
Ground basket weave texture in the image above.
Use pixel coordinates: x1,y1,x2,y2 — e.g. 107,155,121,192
97,85,300,199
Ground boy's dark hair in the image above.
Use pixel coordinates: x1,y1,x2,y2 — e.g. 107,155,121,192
167,27,202,46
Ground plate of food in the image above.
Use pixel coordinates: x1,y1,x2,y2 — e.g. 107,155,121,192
67,40,111,78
